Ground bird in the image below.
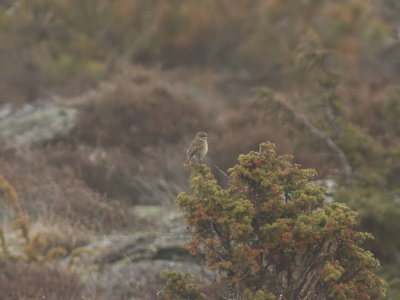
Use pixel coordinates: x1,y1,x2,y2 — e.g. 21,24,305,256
186,131,208,163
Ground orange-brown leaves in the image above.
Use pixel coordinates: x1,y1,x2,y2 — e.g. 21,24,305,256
185,234,201,255
241,245,263,270
281,231,293,246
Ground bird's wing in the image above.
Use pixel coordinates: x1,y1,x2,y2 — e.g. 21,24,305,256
187,140,194,154
187,140,200,159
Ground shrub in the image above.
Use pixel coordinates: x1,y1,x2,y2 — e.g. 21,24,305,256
71,66,206,152
160,271,206,300
166,142,385,299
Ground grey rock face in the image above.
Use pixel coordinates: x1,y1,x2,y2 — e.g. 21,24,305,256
0,103,77,147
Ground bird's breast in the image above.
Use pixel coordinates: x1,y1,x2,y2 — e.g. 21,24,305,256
200,141,208,158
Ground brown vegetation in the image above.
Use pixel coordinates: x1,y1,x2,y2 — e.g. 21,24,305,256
0,0,399,298
70,66,207,152
39,66,208,204
0,259,83,300
0,147,135,234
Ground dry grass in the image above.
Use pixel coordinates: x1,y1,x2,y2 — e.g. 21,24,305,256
0,258,84,300
0,147,136,234
44,141,190,205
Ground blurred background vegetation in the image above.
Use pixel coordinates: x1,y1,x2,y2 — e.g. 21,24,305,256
0,0,399,299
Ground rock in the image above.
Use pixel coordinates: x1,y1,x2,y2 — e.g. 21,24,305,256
313,179,337,203
0,103,77,148
84,260,216,300
65,208,196,267
60,206,211,299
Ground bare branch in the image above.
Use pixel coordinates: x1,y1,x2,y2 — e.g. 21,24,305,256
297,113,351,178
259,89,352,180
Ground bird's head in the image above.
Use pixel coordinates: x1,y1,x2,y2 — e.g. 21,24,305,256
196,131,208,140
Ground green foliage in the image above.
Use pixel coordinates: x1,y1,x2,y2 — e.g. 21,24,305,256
242,289,275,300
172,143,385,299
160,270,207,300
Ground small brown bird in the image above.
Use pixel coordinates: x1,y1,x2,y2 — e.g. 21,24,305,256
186,131,208,163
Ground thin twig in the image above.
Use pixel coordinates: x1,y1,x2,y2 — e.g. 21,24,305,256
214,165,230,180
